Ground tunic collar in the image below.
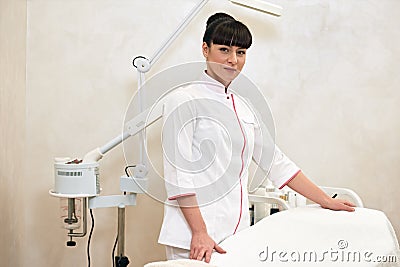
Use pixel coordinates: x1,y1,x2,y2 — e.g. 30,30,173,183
200,70,230,95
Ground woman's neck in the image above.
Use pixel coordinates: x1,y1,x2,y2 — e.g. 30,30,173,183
205,70,231,88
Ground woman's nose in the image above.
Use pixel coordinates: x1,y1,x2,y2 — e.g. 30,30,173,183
227,52,237,64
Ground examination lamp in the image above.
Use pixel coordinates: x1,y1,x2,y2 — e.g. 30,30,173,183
49,0,282,266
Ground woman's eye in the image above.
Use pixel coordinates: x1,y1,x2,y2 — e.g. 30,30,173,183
237,50,246,55
219,47,229,53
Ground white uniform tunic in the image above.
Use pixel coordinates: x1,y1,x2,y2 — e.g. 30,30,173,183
158,71,300,250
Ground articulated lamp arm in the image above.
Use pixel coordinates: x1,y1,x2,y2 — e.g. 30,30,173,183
82,101,164,163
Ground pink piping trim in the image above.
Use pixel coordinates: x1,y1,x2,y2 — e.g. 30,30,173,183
231,94,246,235
278,170,301,190
168,193,196,201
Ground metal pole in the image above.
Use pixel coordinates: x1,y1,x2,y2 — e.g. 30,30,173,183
117,205,125,256
115,205,129,266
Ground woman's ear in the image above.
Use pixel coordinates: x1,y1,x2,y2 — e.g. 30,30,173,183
202,42,209,58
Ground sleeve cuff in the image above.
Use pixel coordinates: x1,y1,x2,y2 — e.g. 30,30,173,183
168,193,196,201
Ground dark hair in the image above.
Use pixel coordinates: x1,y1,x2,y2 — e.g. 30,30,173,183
203,12,252,49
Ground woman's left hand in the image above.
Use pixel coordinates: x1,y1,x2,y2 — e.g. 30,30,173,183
320,198,356,212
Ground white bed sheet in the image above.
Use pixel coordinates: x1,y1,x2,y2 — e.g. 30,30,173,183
210,206,400,267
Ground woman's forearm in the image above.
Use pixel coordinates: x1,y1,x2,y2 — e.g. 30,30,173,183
287,171,331,206
177,195,207,234
287,171,355,211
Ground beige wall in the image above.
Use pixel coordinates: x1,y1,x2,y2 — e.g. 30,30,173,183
1,0,399,266
0,0,26,266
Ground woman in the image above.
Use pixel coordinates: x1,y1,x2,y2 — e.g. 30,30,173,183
158,12,355,263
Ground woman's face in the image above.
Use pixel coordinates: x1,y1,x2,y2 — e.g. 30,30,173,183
202,42,247,87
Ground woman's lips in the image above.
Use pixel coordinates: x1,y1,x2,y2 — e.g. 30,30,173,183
223,67,237,73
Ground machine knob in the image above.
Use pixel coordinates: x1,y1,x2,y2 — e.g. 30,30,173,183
133,164,148,178
132,56,150,73
66,240,76,247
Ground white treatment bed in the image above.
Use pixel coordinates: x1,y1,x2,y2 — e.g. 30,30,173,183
145,206,399,267
210,205,400,266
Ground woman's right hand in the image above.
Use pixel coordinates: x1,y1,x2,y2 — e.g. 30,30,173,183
190,231,226,263
177,195,226,262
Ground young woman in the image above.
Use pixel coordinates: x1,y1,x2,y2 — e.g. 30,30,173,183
158,12,355,263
